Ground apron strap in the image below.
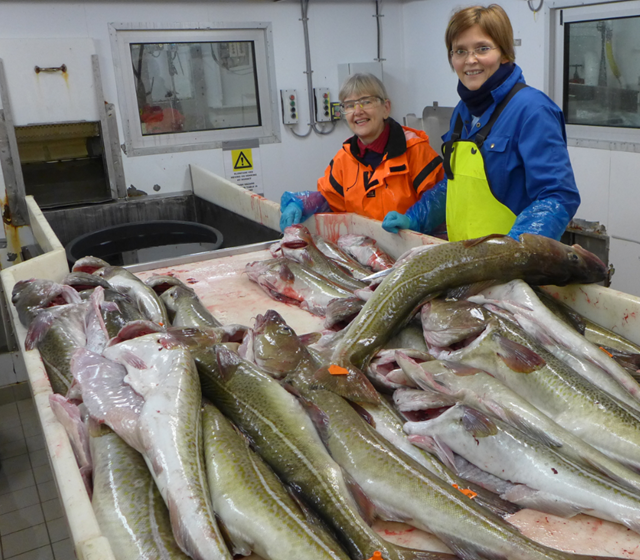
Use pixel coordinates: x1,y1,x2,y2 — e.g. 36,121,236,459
442,115,464,181
474,82,528,149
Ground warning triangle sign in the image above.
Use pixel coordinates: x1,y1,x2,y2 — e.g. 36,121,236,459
234,150,253,170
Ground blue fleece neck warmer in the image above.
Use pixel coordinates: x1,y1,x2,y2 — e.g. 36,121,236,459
457,62,515,117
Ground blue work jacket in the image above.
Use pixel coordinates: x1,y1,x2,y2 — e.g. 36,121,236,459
442,65,580,219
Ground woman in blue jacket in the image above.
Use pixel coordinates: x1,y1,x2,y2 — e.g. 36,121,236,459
382,4,580,241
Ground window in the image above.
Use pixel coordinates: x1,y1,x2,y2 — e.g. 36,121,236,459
550,1,640,150
110,23,280,156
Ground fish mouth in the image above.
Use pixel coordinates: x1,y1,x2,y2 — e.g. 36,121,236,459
254,309,284,332
571,244,607,278
282,240,308,250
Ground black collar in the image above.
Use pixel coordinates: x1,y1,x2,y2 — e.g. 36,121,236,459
345,118,407,164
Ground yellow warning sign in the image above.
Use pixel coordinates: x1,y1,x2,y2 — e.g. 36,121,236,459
232,149,253,171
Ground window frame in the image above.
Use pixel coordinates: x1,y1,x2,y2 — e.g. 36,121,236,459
109,21,280,157
549,0,640,152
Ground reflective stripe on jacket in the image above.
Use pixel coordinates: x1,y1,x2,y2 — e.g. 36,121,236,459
318,118,444,221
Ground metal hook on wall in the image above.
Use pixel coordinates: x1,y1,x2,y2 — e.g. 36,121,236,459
34,64,67,74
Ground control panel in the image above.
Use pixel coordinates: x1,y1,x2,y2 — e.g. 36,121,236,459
280,89,298,125
314,87,332,123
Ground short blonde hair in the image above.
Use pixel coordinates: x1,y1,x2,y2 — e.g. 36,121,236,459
445,4,515,67
339,73,389,102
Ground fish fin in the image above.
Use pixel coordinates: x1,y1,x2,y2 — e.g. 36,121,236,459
502,485,585,518
494,335,545,373
408,433,459,473
442,361,485,377
214,345,242,381
263,283,300,306
498,408,563,449
118,351,148,370
445,280,500,300
324,297,364,329
393,388,458,412
215,515,253,557
342,469,377,525
290,387,331,444
461,407,499,438
462,234,508,248
278,262,296,283
347,401,376,427
298,332,322,346
312,363,380,404
24,312,57,350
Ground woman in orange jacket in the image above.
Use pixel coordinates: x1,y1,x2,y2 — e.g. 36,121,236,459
279,73,444,230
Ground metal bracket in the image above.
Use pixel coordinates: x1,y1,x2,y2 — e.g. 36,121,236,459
0,59,29,227
92,55,127,200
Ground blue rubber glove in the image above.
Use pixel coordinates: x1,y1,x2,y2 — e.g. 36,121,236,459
382,212,412,233
507,199,571,242
280,202,303,231
404,179,448,234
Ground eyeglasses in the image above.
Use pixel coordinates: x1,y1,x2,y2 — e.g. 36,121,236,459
450,46,498,60
340,96,382,114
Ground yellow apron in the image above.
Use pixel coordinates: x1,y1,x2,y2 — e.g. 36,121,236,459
442,83,527,242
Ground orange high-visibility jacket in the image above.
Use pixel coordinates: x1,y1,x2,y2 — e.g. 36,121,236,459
317,119,444,221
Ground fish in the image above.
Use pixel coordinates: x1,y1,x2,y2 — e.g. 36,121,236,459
250,309,520,520
326,234,608,404
469,279,640,408
397,354,640,494
324,296,366,330
161,285,223,328
84,287,113,353
193,342,437,560
383,323,429,353
431,316,640,472
337,234,395,272
25,303,88,395
74,336,232,560
535,288,640,355
49,395,92,496
145,274,195,295
92,266,169,326
99,289,146,339
62,271,112,292
286,359,593,560
421,299,489,348
202,400,351,560
11,278,82,327
281,225,367,291
313,235,373,280
72,255,110,274
404,404,640,533
245,257,354,316
90,423,190,559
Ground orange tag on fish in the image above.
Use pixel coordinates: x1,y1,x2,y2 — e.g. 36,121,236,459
452,484,477,500
599,346,614,358
328,364,349,376
368,552,383,560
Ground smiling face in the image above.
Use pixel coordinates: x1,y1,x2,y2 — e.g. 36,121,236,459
452,24,508,91
344,94,391,145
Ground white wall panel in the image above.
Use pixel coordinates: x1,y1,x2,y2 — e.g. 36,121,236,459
0,38,98,125
609,150,640,244
609,237,640,298
568,146,610,225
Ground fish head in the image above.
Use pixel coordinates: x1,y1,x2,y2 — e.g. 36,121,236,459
71,256,110,274
282,223,313,243
12,279,82,326
252,310,305,377
519,234,607,285
108,319,165,346
62,272,112,292
160,285,193,316
421,299,489,348
145,274,191,295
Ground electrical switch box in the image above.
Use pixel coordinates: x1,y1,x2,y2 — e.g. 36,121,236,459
280,89,299,125
330,102,343,121
314,87,332,123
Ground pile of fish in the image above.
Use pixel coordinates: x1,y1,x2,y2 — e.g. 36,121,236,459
14,231,640,560
245,226,395,327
